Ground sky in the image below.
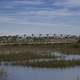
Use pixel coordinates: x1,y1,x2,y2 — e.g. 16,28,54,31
0,0,80,35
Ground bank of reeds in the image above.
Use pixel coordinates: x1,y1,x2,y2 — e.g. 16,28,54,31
0,43,80,68
6,60,80,68
0,43,80,55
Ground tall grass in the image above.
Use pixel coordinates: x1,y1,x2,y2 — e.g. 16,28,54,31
0,43,80,68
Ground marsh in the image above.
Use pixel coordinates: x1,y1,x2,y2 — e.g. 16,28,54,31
0,43,80,80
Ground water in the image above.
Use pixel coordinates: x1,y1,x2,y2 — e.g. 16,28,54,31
0,52,80,80
30,52,80,62
0,65,80,80
48,52,80,61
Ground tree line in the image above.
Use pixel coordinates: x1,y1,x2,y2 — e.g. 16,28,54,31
0,34,80,43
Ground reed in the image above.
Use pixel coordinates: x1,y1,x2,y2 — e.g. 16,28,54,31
0,43,80,68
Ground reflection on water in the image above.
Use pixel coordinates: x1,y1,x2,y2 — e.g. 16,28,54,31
30,52,80,62
0,67,8,80
54,52,80,60
44,52,80,61
0,65,80,80
0,51,80,80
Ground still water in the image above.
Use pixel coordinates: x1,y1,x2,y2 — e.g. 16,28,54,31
0,65,80,80
0,52,80,80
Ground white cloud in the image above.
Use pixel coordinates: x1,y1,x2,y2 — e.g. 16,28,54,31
4,5,14,9
64,0,80,8
0,0,80,35
0,16,13,23
68,0,80,6
13,0,44,5
15,9,80,17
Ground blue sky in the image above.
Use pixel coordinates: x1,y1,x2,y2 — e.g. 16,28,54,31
0,0,80,35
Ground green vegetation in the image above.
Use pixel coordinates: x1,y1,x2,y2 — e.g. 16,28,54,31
20,60,80,68
77,39,80,43
0,43,79,68
0,34,79,44
0,52,56,61
2,60,80,68
0,34,80,68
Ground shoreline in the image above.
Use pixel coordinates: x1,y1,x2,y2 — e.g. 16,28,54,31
0,42,80,68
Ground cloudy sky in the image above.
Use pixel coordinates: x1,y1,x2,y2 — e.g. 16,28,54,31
0,0,80,35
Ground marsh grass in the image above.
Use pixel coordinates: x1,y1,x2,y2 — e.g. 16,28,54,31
0,68,8,80
0,43,80,68
9,60,80,68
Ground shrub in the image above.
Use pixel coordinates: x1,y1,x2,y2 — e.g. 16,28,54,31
77,39,80,43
